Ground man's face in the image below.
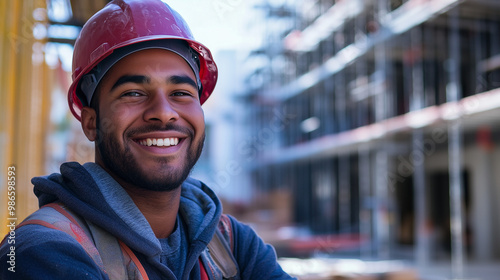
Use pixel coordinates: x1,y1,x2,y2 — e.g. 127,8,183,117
82,48,205,192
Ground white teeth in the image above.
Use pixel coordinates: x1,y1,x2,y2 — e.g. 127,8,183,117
139,138,180,147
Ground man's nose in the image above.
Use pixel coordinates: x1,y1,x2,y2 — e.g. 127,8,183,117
143,92,180,123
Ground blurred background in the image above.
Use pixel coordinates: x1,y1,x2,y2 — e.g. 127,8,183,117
1,0,500,279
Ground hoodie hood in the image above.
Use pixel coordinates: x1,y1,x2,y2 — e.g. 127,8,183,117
32,162,222,274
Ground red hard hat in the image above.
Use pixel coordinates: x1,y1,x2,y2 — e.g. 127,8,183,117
68,0,218,121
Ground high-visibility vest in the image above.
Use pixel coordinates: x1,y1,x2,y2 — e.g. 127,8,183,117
6,202,239,280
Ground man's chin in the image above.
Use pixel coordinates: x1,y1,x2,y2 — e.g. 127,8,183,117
126,166,189,192
138,182,182,192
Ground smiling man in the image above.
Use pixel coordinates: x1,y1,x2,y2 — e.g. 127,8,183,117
0,0,294,279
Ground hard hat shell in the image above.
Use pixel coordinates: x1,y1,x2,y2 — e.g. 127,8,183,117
68,0,218,121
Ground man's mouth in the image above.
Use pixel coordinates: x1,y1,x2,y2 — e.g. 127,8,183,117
137,138,180,147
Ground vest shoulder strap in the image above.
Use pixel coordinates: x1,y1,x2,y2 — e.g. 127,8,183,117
202,214,240,280
15,203,148,280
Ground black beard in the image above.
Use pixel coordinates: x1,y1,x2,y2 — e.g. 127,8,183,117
95,114,204,192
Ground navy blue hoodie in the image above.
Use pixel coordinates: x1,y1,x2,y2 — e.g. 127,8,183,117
0,162,293,279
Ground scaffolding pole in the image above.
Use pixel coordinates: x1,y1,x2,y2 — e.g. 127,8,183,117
375,0,391,259
359,147,372,259
409,25,430,267
447,7,465,280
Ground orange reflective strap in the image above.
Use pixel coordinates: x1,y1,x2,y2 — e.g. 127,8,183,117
118,240,149,280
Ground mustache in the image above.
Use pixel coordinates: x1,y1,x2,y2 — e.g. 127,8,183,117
125,123,194,139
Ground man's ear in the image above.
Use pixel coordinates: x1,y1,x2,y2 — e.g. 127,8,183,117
81,107,97,141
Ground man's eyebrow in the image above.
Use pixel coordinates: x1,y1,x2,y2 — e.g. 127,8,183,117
168,75,198,89
111,75,150,90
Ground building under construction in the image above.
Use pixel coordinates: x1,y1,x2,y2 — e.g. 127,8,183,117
240,0,500,276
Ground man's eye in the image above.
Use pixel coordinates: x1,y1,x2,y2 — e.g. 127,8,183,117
122,91,142,97
172,91,193,97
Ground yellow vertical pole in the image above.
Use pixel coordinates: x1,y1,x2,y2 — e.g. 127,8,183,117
20,0,49,225
0,0,6,72
16,0,34,225
0,0,22,236
28,0,49,216
1,0,49,235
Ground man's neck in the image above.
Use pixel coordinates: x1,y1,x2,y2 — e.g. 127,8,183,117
95,160,182,239
123,185,181,239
